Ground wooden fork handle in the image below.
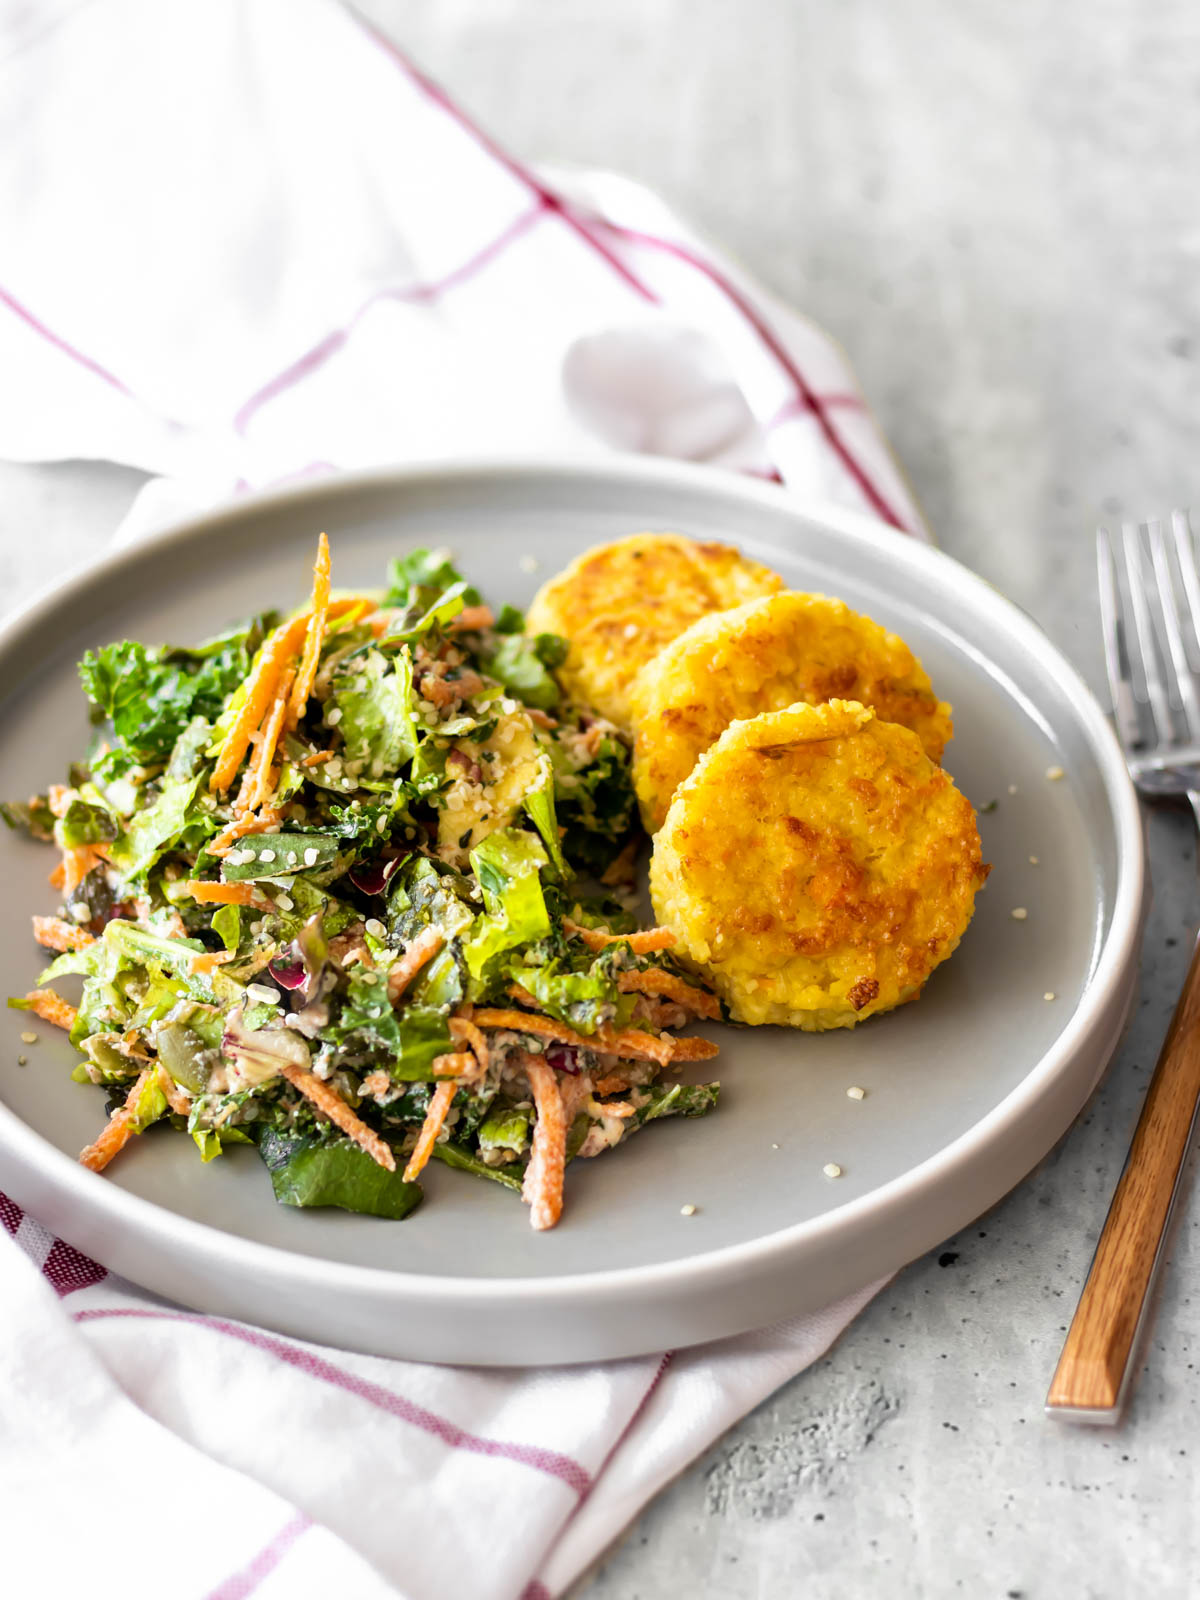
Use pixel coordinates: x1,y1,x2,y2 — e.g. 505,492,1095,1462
1047,930,1200,1421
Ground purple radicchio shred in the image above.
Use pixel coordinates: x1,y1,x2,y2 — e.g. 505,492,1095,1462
347,854,404,896
545,1043,580,1074
268,913,329,1003
267,955,306,990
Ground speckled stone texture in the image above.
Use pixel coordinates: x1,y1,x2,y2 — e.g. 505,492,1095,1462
4,0,1200,1592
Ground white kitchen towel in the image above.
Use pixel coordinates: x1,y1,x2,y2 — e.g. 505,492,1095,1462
0,0,926,543
0,2,911,1596
2,1198,885,1600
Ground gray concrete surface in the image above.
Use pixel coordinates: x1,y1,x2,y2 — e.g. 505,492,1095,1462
4,1,1200,1593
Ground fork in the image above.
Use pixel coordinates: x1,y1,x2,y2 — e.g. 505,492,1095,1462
1046,510,1200,1423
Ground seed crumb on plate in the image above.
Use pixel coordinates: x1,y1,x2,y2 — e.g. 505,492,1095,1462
20,1031,37,1045
1011,907,1028,920
823,1162,844,1179
518,554,540,574
1029,855,1039,865
1046,765,1065,781
1007,783,1018,795
847,1085,866,1100
17,1055,27,1066
680,1203,697,1216
771,1142,780,1150
1044,991,1056,1001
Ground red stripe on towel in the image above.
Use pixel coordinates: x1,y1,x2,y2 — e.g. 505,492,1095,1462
205,1512,313,1600
590,217,911,531
233,201,548,435
354,15,658,305
42,1237,107,1297
75,1306,593,1497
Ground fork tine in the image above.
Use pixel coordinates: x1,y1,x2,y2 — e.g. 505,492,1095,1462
1170,509,1200,661
1148,519,1200,736
1121,521,1174,745
1097,526,1143,751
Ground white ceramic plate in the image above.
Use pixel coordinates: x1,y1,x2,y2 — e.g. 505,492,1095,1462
0,459,1143,1365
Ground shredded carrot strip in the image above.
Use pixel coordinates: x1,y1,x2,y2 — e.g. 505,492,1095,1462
430,1051,477,1078
62,844,101,895
24,988,77,1031
387,926,444,1003
472,1007,675,1067
403,1080,457,1182
598,1026,675,1067
597,1099,635,1118
155,1064,192,1117
506,983,538,1009
593,1073,634,1095
78,1067,151,1173
447,604,495,633
208,807,282,857
662,1035,720,1061
242,665,294,815
286,532,332,729
232,734,263,814
563,918,676,955
46,784,73,818
32,915,96,953
49,862,66,890
189,950,236,975
521,1055,567,1231
182,880,267,907
474,1008,587,1046
617,967,721,1020
209,614,309,793
449,1013,490,1076
300,750,333,767
277,1060,395,1171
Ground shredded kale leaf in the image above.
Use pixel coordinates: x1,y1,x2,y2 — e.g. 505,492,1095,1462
383,548,481,612
79,615,274,777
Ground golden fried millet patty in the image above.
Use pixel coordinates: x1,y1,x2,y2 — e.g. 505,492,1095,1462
525,532,782,732
649,700,987,1030
630,591,953,830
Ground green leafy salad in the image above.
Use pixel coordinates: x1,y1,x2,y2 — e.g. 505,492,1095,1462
7,537,720,1230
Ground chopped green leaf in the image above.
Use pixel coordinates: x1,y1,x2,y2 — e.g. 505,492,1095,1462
331,648,417,772
463,828,550,979
108,775,203,880
258,1129,421,1218
219,831,342,882
479,632,566,710
211,902,242,954
431,1140,525,1193
55,797,118,848
0,796,56,840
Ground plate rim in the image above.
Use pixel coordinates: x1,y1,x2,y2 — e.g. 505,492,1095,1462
0,454,1145,1306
